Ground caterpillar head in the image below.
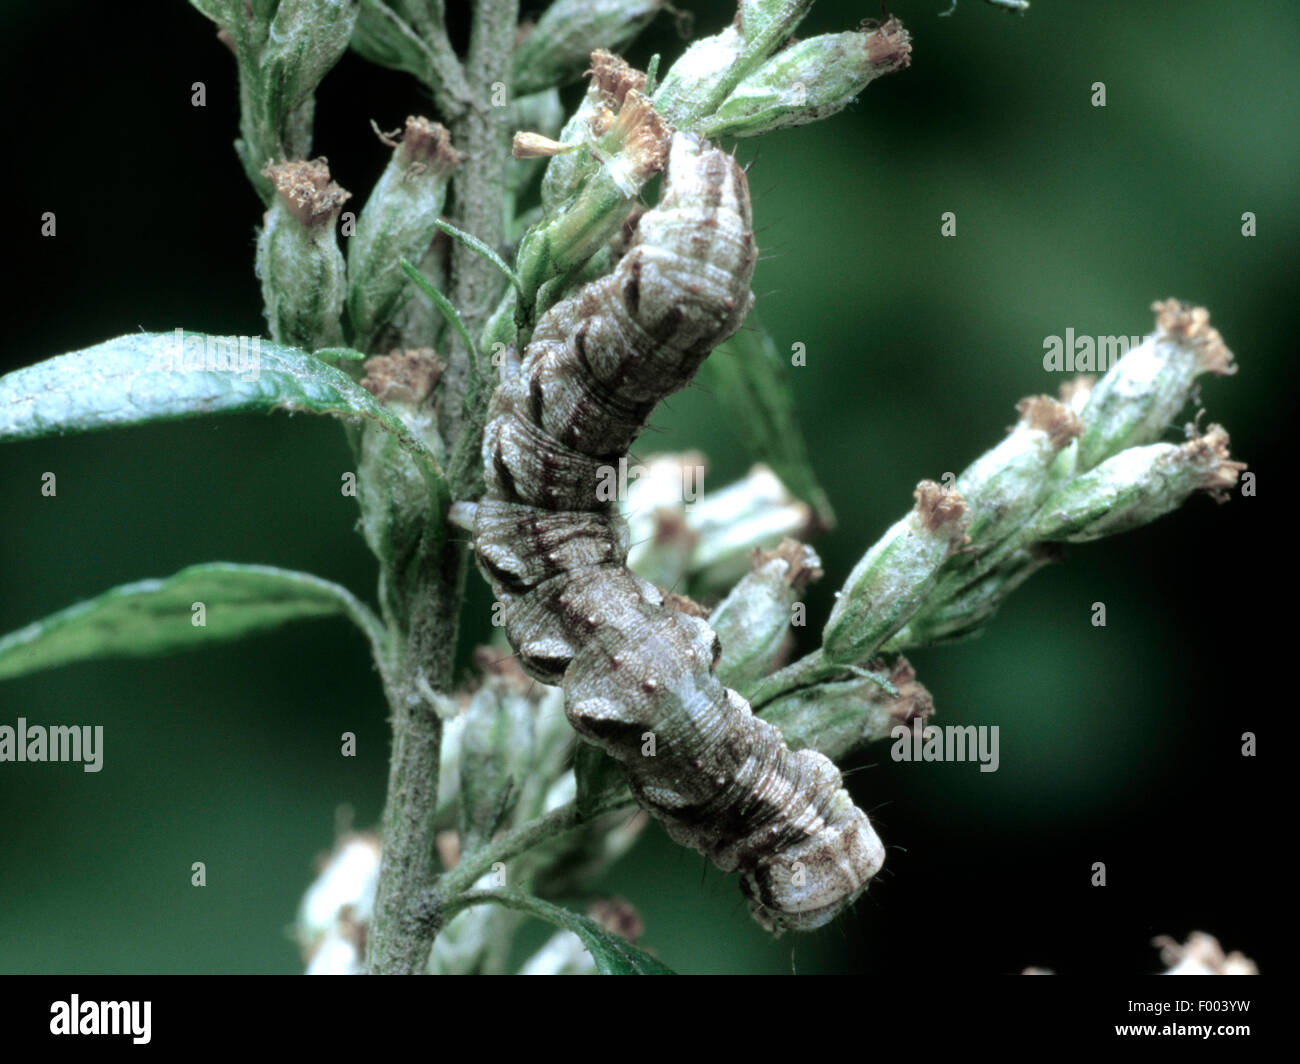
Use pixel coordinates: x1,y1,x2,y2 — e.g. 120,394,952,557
740,793,885,934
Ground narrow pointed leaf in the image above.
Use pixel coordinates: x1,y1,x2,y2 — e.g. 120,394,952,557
0,331,448,510
0,563,385,682
399,259,479,363
704,316,836,529
435,219,522,294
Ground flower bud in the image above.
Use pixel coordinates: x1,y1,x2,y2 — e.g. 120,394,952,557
346,117,461,350
1057,374,1095,415
355,411,446,625
295,832,381,975
1025,424,1245,543
512,0,664,95
262,0,360,122
512,131,573,160
701,19,913,139
193,0,355,200
518,84,668,303
457,683,536,851
623,458,815,592
256,158,350,349
1073,299,1237,473
304,930,365,975
469,650,576,821
689,466,816,590
436,706,468,811
760,656,933,761
822,481,970,666
711,539,823,693
1154,932,1258,976
954,395,1082,553
887,543,1063,649
509,89,567,198
737,0,815,46
1043,376,1096,482
651,24,747,127
622,451,707,589
540,51,646,214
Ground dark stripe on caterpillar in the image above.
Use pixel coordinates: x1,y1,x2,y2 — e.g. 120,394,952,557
459,132,884,932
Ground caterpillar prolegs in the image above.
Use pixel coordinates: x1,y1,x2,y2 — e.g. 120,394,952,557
459,133,884,932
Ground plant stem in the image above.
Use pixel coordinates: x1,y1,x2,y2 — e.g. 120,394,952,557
365,538,465,974
438,888,574,926
365,0,518,974
439,0,519,465
407,1,474,117
428,793,638,919
367,679,446,973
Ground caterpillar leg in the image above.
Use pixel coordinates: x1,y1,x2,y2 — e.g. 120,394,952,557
494,344,522,382
447,501,479,533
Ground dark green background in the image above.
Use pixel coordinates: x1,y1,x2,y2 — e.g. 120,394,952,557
1,0,1291,973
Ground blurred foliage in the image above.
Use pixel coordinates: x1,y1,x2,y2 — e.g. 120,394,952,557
0,0,1289,973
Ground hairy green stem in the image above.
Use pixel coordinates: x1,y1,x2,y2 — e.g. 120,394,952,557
454,794,637,895
365,537,465,974
404,0,474,115
439,0,519,469
366,0,518,975
439,888,569,926
428,793,637,922
367,683,446,972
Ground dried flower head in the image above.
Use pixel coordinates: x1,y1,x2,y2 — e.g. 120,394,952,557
263,158,350,229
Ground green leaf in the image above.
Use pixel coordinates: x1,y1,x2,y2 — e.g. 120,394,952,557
0,331,448,512
705,314,836,529
399,260,479,365
644,52,661,94
435,219,523,295
573,739,630,817
187,0,236,25
511,0,664,96
457,688,532,851
448,890,674,975
312,346,369,362
0,564,385,682
350,0,436,85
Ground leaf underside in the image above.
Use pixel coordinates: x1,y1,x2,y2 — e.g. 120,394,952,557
0,563,380,682
0,331,448,509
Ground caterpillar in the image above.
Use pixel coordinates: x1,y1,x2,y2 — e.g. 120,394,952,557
456,132,884,932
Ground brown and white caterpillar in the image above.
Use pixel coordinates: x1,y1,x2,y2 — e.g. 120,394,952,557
455,132,884,932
